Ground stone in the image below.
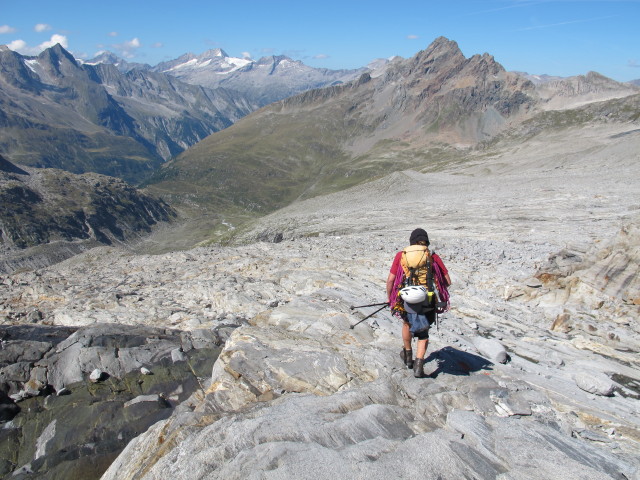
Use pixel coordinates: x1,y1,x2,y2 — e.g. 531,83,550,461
490,390,532,416
0,362,32,382
124,394,167,409
22,378,45,397
171,348,187,363
89,369,104,383
140,367,152,375
524,277,543,288
551,312,573,333
574,371,616,397
471,336,508,364
34,419,56,459
0,340,52,365
26,309,43,323
9,392,24,402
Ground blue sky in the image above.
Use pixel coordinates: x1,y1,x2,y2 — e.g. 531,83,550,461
1,0,639,81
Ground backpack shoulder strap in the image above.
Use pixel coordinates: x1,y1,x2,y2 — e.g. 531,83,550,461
426,248,434,293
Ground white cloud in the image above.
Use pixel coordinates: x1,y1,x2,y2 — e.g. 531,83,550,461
0,25,17,34
242,51,252,59
112,37,142,58
629,59,640,68
151,42,163,48
108,31,118,37
6,34,69,55
407,34,419,40
313,54,329,60
34,23,52,32
7,39,27,51
39,34,68,49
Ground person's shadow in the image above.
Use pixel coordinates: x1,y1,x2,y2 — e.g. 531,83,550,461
426,346,494,378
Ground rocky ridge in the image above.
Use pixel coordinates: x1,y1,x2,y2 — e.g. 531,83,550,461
0,156,175,273
0,118,638,478
147,37,543,216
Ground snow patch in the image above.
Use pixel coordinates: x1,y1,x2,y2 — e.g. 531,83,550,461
24,59,39,73
227,57,252,68
169,59,199,71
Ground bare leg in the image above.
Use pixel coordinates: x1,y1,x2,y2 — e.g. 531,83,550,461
402,322,412,350
416,339,428,359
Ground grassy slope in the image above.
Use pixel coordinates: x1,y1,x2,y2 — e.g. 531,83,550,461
0,118,162,185
147,80,473,216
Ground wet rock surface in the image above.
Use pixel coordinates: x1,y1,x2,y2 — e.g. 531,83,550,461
0,324,221,479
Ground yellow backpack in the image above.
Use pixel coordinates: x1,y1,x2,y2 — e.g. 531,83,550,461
400,245,434,293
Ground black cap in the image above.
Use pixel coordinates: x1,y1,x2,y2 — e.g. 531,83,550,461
409,228,429,246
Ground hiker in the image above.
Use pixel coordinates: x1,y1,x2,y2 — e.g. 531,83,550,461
386,228,451,377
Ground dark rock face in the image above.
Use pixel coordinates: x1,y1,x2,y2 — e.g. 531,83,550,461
0,156,176,272
370,37,537,140
0,323,225,479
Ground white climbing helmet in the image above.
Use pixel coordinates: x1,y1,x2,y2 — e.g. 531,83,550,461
399,285,427,304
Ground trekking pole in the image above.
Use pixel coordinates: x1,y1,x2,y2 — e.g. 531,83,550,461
349,304,388,329
350,302,388,310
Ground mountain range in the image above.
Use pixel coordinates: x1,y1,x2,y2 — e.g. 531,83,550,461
0,44,370,187
145,37,639,223
0,44,255,184
0,36,639,260
88,47,368,108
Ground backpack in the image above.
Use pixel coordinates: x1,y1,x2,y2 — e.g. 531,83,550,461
400,245,435,292
392,245,450,316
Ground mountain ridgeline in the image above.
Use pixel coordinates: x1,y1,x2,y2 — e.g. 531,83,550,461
0,44,252,184
147,37,638,216
148,48,367,108
0,43,365,186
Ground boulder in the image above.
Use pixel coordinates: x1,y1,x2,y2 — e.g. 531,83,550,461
39,324,183,390
124,394,169,409
0,362,32,383
203,326,382,413
0,340,52,365
471,336,508,364
89,369,104,383
574,371,616,397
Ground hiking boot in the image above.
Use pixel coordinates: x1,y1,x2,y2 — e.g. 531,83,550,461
413,358,425,378
400,349,413,369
